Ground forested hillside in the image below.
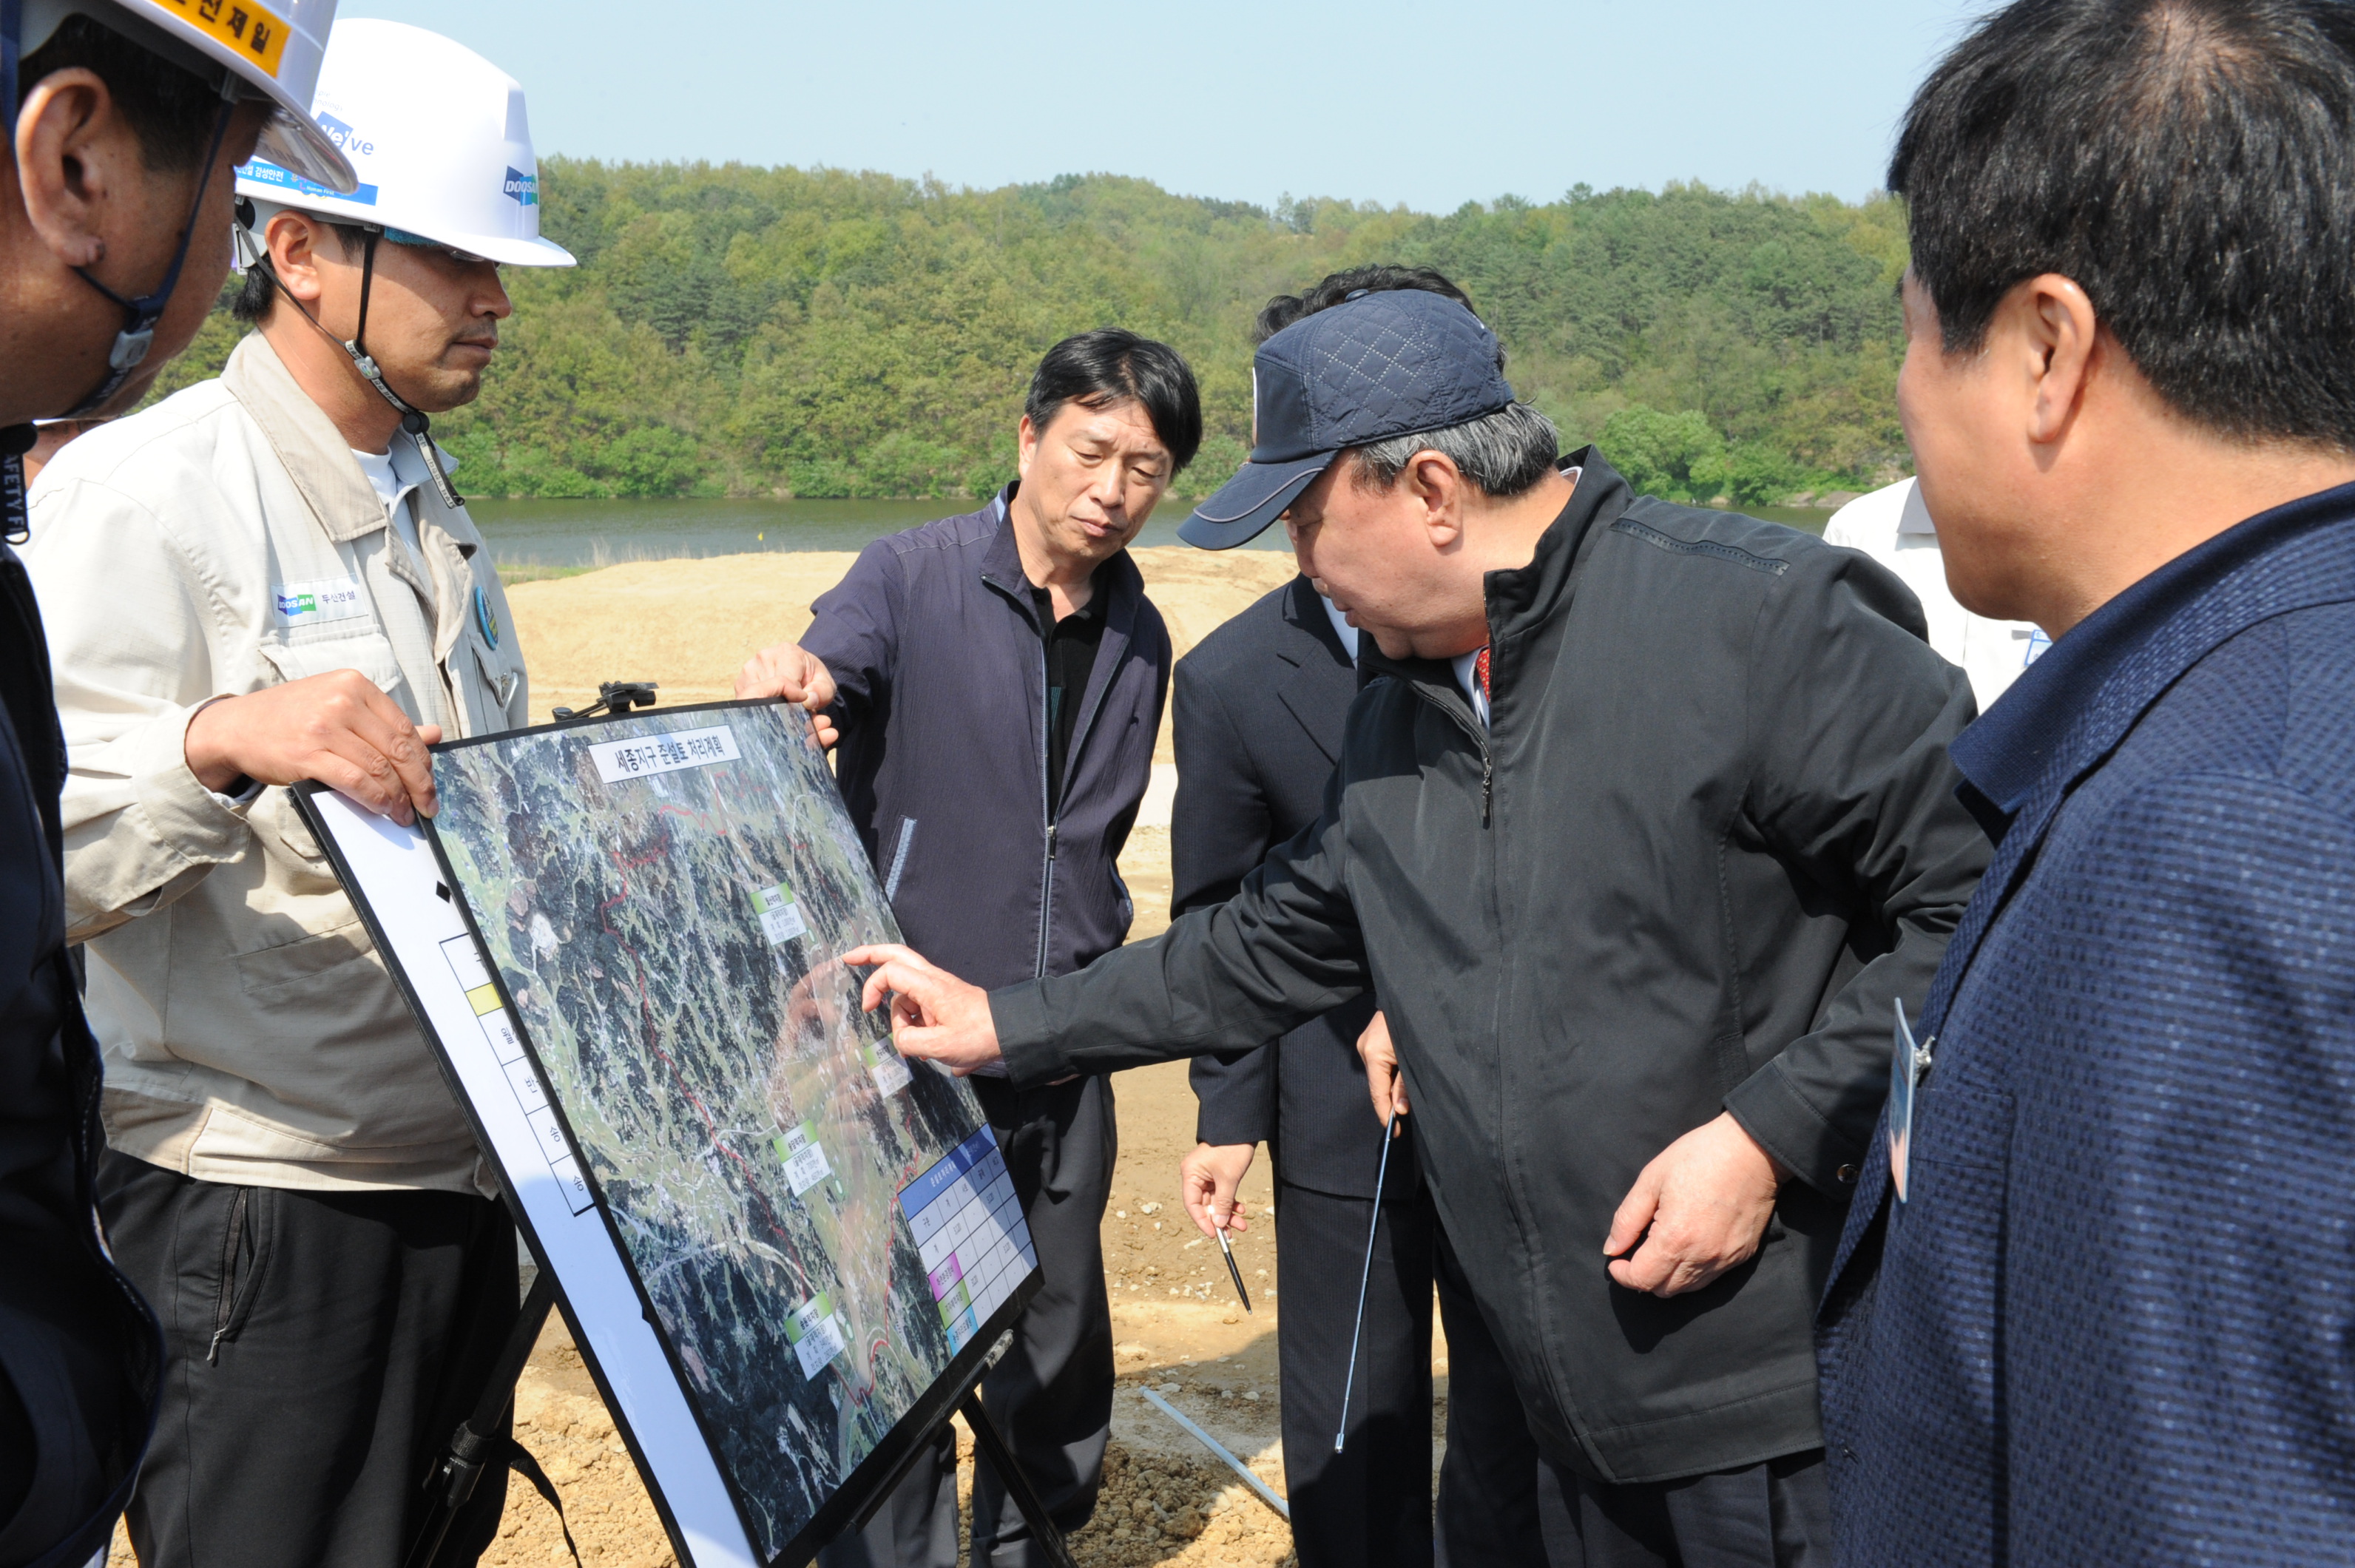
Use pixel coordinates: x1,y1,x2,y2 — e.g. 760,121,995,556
155,163,1913,504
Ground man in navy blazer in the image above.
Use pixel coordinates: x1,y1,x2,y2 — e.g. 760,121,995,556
1820,1,2355,1561
1172,266,1544,1568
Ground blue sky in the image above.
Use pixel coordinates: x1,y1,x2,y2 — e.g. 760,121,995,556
341,0,1991,212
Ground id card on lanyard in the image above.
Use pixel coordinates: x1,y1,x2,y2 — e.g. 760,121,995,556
1890,999,1933,1203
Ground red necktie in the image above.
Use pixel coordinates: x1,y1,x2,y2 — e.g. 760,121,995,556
1475,646,1492,702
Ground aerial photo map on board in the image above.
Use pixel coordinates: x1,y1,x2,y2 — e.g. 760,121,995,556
427,702,1036,1561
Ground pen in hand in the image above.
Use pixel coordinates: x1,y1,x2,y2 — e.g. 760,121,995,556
1216,1222,1252,1313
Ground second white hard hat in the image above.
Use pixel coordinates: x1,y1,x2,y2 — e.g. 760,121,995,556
16,0,354,192
235,18,574,268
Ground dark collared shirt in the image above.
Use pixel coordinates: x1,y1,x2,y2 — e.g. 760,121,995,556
1030,568,1109,814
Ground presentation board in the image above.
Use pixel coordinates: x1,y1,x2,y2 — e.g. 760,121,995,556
296,699,1038,1567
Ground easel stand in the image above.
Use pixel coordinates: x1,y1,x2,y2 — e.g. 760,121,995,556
405,1274,572,1568
955,1389,1081,1568
840,1331,1081,1568
408,1283,1077,1568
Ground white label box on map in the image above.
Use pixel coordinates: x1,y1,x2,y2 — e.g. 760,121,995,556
787,1294,849,1379
588,726,740,784
754,885,807,944
777,1123,832,1197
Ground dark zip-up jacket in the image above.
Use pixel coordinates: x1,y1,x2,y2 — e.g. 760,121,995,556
0,540,161,1568
990,456,1990,1482
800,490,1170,991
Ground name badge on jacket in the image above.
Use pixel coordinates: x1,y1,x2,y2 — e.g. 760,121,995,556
273,576,368,628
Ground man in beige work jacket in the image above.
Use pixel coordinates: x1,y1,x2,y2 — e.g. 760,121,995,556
20,21,576,1567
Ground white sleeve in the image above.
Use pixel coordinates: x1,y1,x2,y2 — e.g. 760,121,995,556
24,476,257,942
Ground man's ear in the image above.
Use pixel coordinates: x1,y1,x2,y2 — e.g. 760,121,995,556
13,69,131,271
2008,272,2101,447
1405,450,1467,549
1015,413,1038,480
264,211,331,305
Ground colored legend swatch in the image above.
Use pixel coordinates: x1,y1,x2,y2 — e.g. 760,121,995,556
898,1129,1034,1354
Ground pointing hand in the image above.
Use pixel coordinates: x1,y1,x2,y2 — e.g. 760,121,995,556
840,944,1004,1075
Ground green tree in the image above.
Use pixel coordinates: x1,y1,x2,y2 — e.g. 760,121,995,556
1599,406,1726,502
139,168,1914,504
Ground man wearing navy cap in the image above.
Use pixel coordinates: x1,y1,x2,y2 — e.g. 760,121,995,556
848,287,1990,1564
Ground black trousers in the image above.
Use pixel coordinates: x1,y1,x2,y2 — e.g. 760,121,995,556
820,1073,1116,1568
1274,1182,1433,1568
1536,1449,1833,1568
1274,1185,1548,1568
95,1152,518,1568
1430,1223,1549,1568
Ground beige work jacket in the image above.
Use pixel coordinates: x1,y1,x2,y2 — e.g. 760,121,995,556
23,331,530,1196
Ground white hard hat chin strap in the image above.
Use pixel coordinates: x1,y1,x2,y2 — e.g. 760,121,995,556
340,229,465,510
249,212,466,513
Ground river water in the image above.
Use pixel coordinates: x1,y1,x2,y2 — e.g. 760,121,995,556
467,496,1831,572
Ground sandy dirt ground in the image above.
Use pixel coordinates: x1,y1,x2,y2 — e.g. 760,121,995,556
112,543,1444,1567
501,545,1300,766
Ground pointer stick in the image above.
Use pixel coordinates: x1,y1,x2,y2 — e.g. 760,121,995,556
1334,1106,1399,1453
1217,1224,1252,1312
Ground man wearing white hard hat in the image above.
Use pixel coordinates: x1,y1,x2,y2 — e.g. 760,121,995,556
0,2,348,1564
20,19,568,1566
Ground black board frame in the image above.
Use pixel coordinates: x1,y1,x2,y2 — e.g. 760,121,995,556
294,695,1043,1567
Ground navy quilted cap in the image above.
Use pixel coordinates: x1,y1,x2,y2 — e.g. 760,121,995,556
1180,289,1516,550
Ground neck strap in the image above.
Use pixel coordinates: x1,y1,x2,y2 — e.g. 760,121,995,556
61,93,237,417
1,423,32,545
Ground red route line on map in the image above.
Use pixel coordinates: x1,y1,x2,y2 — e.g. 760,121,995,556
600,829,814,1298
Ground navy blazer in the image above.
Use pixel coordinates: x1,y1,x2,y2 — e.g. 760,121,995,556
1819,487,2355,1564
1174,574,1411,1200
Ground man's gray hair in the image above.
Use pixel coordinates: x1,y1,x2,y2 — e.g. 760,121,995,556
1348,402,1561,498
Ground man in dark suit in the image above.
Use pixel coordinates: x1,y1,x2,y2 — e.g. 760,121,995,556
1820,2,2355,1561
1172,266,1544,1568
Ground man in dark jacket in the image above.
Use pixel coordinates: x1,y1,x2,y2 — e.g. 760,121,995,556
844,288,1991,1565
1175,570,1547,1568
735,328,1196,1568
1175,264,1544,1568
1817,3,2355,1561
0,10,357,1564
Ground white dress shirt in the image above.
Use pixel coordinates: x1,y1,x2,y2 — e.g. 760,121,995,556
1824,478,2047,711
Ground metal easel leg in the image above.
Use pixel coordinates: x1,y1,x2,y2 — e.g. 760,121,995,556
405,1272,561,1568
957,1391,1081,1568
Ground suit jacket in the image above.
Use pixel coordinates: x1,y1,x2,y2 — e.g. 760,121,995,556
1174,574,1411,1200
1818,484,2355,1563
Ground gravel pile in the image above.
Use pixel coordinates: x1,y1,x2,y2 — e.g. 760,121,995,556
1070,1442,1297,1567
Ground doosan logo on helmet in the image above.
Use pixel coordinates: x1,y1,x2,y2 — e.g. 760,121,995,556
503,167,538,207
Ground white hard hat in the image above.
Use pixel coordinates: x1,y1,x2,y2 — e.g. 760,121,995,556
234,18,573,268
16,0,354,193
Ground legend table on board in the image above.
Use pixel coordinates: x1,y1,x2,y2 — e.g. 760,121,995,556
899,1129,1034,1352
440,933,595,1214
